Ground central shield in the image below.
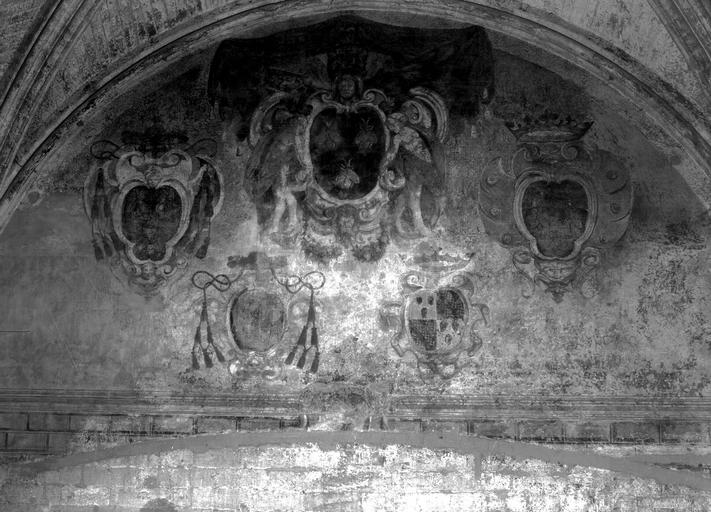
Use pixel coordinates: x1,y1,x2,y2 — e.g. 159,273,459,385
406,287,469,353
309,106,386,201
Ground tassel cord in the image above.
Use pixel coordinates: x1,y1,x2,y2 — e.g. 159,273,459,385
190,270,243,369
272,270,325,374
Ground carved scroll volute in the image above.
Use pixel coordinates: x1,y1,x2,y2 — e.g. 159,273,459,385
84,131,223,296
478,122,632,302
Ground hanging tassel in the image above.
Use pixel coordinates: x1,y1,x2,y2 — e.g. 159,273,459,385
310,349,320,374
309,327,319,373
189,269,243,370
286,323,308,365
310,326,318,349
205,323,225,363
212,343,225,363
296,347,309,369
92,240,104,261
192,323,202,369
202,345,213,368
191,347,200,370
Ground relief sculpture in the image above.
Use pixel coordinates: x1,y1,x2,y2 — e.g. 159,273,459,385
479,115,633,301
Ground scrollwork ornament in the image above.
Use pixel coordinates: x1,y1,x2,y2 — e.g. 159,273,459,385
243,59,451,261
84,131,223,296
479,118,632,301
380,270,490,381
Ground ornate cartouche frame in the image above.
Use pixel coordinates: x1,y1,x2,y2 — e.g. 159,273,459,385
479,123,632,301
84,136,223,295
381,270,489,380
247,83,449,262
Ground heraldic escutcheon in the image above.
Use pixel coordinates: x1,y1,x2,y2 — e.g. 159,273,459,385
478,116,632,301
247,80,448,262
380,270,490,380
210,17,495,262
84,128,222,295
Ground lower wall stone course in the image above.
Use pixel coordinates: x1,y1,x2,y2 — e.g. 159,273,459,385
384,419,421,432
661,422,710,443
238,417,281,431
468,420,516,439
0,413,26,431
70,415,112,432
518,420,564,441
421,420,467,433
612,422,660,443
6,431,47,451
196,416,236,433
110,415,153,434
564,421,610,442
151,416,193,434
28,413,70,432
48,432,74,453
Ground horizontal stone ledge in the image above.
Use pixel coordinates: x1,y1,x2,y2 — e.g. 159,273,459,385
0,389,709,421
1,418,710,458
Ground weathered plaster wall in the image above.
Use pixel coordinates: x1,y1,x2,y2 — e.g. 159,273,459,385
3,440,711,511
0,0,46,80
517,0,706,109
1,50,709,397
1,13,711,510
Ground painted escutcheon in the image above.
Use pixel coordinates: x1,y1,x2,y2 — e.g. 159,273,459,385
229,290,286,352
406,288,469,353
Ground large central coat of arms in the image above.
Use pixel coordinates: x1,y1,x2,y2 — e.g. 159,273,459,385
209,17,495,262
247,79,448,261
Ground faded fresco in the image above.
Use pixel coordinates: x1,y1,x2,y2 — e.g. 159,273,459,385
0,17,709,399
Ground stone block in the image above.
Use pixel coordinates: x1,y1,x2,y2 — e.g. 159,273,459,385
0,412,26,430
421,420,467,434
468,420,516,439
519,420,564,441
70,414,112,431
661,422,710,443
6,431,47,451
384,419,421,432
612,422,659,443
152,415,194,434
196,416,237,433
110,415,152,433
47,432,74,453
565,422,610,442
238,417,282,431
280,416,307,430
28,413,71,431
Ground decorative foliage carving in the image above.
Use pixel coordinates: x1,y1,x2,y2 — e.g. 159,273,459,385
84,128,222,295
380,269,489,380
479,118,632,301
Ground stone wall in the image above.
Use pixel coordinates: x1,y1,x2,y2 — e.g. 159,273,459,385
1,12,711,511
2,437,711,511
0,49,708,396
